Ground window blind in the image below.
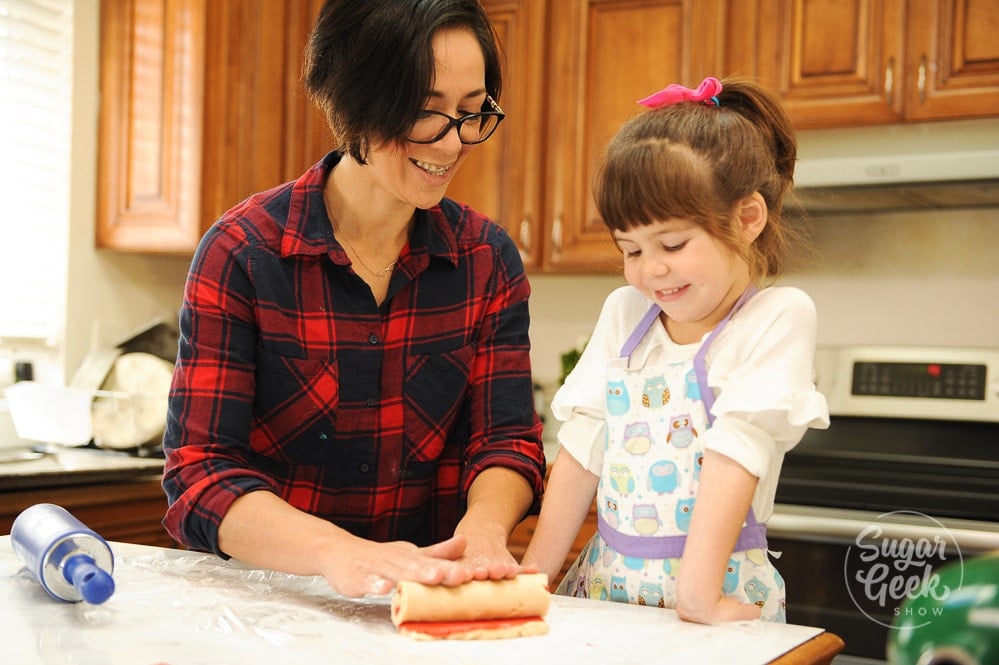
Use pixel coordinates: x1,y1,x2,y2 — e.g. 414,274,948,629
0,0,73,341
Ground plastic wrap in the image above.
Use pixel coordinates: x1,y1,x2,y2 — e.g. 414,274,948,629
0,538,824,664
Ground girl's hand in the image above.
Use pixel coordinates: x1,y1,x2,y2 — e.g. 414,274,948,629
675,595,762,624
318,534,476,597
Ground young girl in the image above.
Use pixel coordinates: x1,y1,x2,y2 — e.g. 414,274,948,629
522,77,829,624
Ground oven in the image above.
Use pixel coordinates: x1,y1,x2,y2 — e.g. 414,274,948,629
769,345,999,664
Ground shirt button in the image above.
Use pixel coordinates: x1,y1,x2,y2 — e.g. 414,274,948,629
364,397,375,407
368,333,379,345
359,462,370,473
319,432,328,441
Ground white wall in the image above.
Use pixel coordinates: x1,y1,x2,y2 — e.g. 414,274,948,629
62,1,196,380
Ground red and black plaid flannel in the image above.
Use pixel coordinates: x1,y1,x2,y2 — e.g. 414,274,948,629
162,152,545,556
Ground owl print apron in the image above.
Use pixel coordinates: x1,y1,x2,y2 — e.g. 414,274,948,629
556,287,786,622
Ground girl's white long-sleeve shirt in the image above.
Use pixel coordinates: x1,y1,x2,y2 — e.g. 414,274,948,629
552,285,830,523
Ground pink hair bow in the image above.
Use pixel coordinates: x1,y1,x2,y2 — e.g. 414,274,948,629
637,76,722,108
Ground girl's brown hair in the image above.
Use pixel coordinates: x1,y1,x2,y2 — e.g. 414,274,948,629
594,77,806,280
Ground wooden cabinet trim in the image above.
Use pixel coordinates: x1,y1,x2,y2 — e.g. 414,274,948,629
1,475,177,549
97,0,207,253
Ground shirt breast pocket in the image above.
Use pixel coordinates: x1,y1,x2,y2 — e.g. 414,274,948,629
251,348,339,466
403,344,475,463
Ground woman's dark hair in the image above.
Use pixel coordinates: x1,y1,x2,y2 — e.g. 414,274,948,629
304,0,502,163
594,77,806,280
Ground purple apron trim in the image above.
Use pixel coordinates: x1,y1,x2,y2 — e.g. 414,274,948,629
689,286,762,532
611,286,764,558
597,513,769,559
620,305,663,359
691,286,758,425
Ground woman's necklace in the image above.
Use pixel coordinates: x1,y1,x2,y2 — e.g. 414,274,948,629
338,230,397,277
326,200,397,278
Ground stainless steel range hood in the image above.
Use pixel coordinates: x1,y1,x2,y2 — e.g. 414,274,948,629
788,118,999,216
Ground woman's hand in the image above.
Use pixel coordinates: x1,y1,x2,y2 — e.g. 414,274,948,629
318,533,477,597
219,492,484,598
452,466,539,581
454,520,530,581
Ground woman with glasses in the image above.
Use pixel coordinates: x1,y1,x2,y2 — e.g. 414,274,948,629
161,0,545,598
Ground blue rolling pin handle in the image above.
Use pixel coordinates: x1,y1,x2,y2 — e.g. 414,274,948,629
63,554,115,604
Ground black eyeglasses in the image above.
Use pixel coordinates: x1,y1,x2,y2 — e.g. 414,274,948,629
406,95,505,145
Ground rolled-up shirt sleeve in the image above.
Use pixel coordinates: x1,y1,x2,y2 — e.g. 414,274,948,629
162,220,276,555
702,287,830,520
460,225,546,511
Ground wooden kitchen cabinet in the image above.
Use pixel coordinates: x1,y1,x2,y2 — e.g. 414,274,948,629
904,0,999,121
446,0,548,270
97,1,999,264
509,500,597,583
449,0,729,273
0,475,177,549
544,0,729,271
734,0,999,129
97,0,330,253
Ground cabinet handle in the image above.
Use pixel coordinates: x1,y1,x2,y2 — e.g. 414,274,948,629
552,216,563,255
917,54,927,104
884,57,894,107
518,216,531,252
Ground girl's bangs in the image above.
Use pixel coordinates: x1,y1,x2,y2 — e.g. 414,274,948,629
597,140,718,231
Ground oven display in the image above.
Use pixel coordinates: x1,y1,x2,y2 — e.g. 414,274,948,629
851,361,987,400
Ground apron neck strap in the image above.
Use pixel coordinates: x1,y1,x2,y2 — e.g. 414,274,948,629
619,304,663,359
693,285,759,424
619,286,759,361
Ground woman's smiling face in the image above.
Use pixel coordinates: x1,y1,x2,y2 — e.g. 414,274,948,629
363,26,487,211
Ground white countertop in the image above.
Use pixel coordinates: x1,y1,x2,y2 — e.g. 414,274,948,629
0,536,829,664
0,446,163,490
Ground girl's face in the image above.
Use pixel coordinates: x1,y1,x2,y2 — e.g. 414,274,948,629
614,219,752,344
362,26,486,211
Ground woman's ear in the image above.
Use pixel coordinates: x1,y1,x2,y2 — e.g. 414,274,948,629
738,192,768,242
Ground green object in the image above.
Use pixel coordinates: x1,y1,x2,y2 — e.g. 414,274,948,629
559,345,584,386
888,551,999,665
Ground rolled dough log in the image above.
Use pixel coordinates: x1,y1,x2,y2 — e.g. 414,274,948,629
391,573,550,640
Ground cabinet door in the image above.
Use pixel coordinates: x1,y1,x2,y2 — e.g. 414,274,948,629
281,0,333,181
200,1,332,229
0,477,177,549
508,503,597,582
543,0,727,272
97,0,329,254
97,0,207,252
904,0,999,121
200,0,287,228
445,0,547,270
752,0,907,129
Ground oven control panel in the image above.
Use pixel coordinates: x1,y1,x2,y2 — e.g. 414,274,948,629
815,345,999,422
852,361,987,400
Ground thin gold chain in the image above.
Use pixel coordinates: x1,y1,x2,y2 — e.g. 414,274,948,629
326,199,397,278
338,230,397,277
